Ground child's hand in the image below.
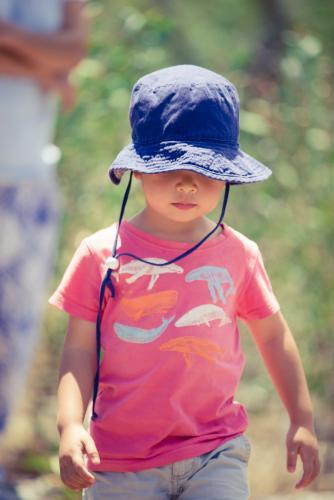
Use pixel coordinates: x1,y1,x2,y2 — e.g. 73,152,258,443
286,423,321,489
59,422,100,491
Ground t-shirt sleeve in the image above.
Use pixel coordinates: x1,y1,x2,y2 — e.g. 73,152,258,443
49,239,101,322
236,244,280,321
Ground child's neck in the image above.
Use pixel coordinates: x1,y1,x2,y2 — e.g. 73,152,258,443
128,209,221,243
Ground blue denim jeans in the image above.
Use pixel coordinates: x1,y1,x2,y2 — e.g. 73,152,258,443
83,435,251,499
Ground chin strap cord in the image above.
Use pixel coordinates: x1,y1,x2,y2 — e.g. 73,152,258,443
92,174,230,419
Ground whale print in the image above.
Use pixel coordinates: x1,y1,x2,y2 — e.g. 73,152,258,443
175,304,231,328
160,337,225,368
114,316,175,343
185,266,235,303
120,290,178,321
120,258,184,290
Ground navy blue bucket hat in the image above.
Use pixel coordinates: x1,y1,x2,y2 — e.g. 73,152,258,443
109,64,272,185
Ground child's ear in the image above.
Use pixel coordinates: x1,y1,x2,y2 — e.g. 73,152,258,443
133,172,142,180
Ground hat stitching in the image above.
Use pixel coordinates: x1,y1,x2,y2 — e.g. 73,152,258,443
111,151,270,178
111,165,269,183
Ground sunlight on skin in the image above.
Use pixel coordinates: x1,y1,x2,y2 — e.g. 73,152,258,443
130,170,226,242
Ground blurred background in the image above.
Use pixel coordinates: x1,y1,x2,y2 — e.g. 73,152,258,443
2,0,333,498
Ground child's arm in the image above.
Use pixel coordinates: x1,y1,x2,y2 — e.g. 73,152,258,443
245,310,321,489
57,315,100,491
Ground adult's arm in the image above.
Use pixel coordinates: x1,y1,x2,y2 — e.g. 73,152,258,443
0,49,47,79
0,48,76,110
0,0,88,74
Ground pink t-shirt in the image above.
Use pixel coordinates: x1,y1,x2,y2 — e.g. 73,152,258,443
49,221,280,472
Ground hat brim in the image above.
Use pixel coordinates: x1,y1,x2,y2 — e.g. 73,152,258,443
108,140,272,185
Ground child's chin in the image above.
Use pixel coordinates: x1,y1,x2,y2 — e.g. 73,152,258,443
170,213,201,222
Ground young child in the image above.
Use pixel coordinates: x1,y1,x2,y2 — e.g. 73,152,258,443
50,65,320,499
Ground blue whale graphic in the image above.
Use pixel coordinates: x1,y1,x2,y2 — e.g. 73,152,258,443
114,316,175,343
185,266,235,303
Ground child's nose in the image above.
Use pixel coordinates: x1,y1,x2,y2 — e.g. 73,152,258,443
176,174,198,193
176,183,197,193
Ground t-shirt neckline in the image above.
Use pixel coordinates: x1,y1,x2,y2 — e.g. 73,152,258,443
122,220,229,251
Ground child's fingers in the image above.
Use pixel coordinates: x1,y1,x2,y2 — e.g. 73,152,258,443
295,448,320,489
83,434,101,464
295,459,313,488
287,446,298,472
61,463,85,490
72,453,96,482
307,455,321,487
62,471,85,491
60,453,96,490
62,469,94,491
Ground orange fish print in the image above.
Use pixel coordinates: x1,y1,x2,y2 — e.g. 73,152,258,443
160,336,225,368
120,290,178,321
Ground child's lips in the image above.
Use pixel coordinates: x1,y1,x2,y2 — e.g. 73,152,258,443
171,202,197,210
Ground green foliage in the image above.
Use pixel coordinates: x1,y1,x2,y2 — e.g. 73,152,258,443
51,0,333,404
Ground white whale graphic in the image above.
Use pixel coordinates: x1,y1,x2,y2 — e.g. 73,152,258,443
175,304,231,328
119,258,184,290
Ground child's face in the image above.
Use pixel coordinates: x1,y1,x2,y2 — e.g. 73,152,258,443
134,170,225,224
